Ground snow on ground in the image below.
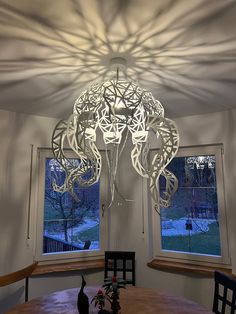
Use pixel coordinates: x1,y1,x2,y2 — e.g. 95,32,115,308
90,241,99,249
161,218,216,236
45,218,99,248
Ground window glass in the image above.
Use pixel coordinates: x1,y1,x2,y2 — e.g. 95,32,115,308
160,155,220,256
43,158,100,254
151,145,230,266
36,149,108,262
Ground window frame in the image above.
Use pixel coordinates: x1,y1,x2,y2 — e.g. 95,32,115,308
35,148,109,264
150,145,231,268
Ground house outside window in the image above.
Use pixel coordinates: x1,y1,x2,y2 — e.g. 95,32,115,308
35,149,108,263
151,145,230,267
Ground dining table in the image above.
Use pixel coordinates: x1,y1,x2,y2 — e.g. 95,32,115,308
6,285,212,314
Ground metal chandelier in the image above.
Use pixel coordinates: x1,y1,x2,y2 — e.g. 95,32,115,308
51,58,179,210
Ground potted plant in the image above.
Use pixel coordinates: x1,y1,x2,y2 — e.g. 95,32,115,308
103,277,126,314
91,289,112,314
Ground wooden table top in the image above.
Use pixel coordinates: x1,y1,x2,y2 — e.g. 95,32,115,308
6,286,212,314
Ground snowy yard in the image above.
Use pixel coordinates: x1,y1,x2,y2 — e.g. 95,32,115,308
45,218,100,249
161,218,216,236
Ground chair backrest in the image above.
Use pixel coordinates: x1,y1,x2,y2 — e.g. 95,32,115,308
213,271,236,314
0,262,37,302
104,251,135,286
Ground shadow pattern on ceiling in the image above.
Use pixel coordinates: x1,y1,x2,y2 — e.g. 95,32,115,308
0,0,236,118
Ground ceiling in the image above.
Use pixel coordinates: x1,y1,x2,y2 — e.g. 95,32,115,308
0,0,236,119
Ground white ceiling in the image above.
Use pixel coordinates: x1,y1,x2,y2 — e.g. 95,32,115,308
0,0,236,119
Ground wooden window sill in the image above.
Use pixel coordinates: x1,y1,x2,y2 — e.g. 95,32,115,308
32,259,104,276
147,259,232,277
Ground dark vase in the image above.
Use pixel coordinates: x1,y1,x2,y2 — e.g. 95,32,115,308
77,275,89,314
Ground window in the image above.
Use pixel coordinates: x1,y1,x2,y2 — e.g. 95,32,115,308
35,149,108,263
150,145,230,267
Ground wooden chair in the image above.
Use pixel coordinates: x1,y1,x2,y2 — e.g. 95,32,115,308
104,251,135,285
0,261,38,302
213,270,236,314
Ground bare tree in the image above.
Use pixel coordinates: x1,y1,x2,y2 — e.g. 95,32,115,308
44,187,88,242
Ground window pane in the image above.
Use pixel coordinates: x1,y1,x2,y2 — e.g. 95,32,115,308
160,154,221,256
43,158,100,254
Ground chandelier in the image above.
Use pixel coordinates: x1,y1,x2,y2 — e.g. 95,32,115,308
51,58,179,210
186,156,215,170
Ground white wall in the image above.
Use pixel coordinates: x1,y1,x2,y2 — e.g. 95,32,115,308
0,108,236,312
0,110,56,273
